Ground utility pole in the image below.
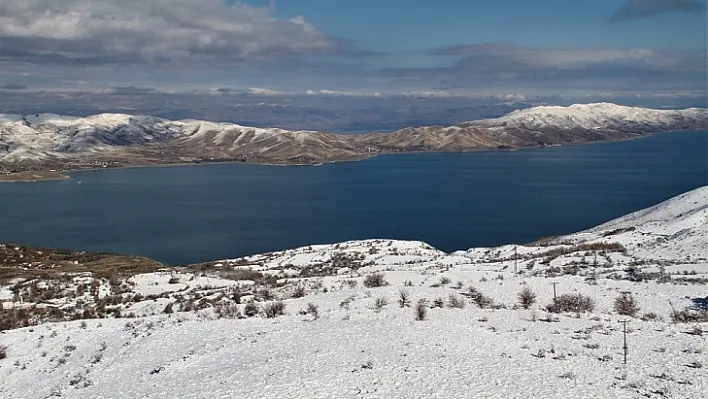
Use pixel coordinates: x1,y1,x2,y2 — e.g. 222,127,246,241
619,319,630,365
551,282,559,303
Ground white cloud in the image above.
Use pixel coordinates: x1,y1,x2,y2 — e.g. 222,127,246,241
249,87,285,96
384,43,706,94
306,89,357,96
490,93,527,101
431,44,703,73
0,0,337,64
403,90,456,98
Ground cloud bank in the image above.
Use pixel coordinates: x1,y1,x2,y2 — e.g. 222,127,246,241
609,0,706,22
386,43,706,93
0,0,337,65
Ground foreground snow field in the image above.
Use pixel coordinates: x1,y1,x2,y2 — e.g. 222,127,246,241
1,187,707,398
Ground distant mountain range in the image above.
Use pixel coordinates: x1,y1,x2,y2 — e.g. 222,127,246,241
1,103,705,172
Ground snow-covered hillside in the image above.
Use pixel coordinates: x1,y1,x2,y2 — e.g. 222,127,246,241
2,103,706,165
0,113,328,163
476,102,707,132
1,188,706,398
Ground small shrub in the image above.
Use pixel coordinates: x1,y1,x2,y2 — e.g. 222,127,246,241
559,371,576,380
439,277,451,285
163,303,174,314
306,303,319,320
398,290,411,308
243,302,260,317
231,289,241,304
432,297,444,308
0,345,6,360
363,273,387,288
258,289,275,301
340,296,355,310
518,286,537,309
671,309,708,323
263,301,286,318
686,326,703,336
641,312,662,322
614,293,640,317
448,294,466,309
215,303,240,319
292,285,306,299
415,299,428,321
403,280,414,287
373,297,388,312
168,277,180,284
468,289,493,309
547,293,595,313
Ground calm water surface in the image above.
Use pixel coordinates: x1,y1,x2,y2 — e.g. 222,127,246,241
1,130,705,265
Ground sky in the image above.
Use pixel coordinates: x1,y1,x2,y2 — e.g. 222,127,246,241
0,0,706,108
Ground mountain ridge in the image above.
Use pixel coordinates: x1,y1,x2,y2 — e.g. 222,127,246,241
1,103,706,176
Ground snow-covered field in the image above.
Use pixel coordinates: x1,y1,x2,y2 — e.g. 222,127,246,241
1,187,706,398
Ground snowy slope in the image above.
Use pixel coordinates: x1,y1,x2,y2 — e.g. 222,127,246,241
0,113,181,162
0,113,332,163
562,187,708,261
587,186,707,234
475,103,707,132
1,188,706,399
2,103,706,164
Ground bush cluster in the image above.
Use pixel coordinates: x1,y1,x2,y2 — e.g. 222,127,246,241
518,286,537,309
363,273,388,288
614,293,640,317
546,293,595,313
263,301,286,318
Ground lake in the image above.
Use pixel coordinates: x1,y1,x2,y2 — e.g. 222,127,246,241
0,130,705,265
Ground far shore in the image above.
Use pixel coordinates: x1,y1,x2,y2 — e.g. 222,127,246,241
1,128,703,183
0,170,70,183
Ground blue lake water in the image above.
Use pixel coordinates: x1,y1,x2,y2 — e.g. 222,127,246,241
0,130,706,265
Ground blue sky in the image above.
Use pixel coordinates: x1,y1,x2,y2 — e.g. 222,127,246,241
0,0,706,99
264,0,706,51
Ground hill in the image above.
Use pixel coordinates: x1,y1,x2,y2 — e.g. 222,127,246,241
1,186,706,398
1,103,705,179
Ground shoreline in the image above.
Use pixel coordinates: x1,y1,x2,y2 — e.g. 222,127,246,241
2,128,703,182
62,154,375,178
0,170,70,183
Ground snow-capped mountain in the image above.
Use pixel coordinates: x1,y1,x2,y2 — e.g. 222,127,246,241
474,102,707,132
0,113,182,162
1,103,706,168
0,113,359,164
359,103,707,151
